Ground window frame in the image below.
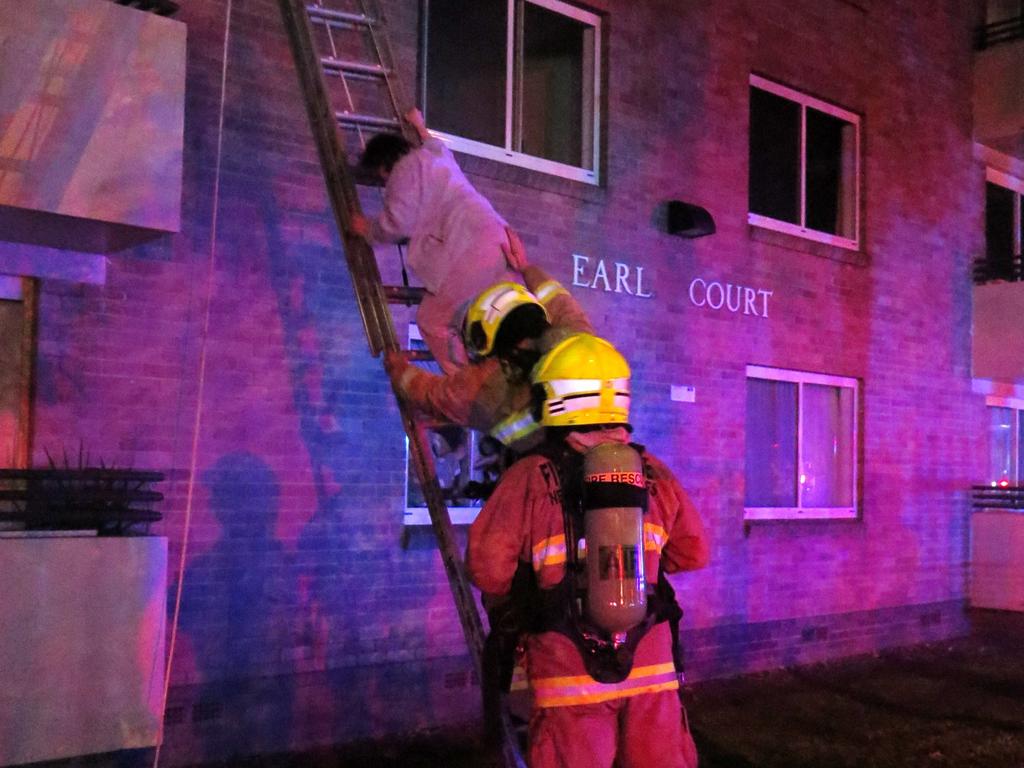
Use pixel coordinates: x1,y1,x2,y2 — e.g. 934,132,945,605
748,75,862,251
985,167,1023,259
421,0,603,185
402,323,486,526
0,276,36,469
744,365,860,521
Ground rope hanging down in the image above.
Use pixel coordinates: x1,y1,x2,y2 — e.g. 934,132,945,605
152,1,233,765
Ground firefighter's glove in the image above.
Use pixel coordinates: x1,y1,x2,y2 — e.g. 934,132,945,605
384,350,416,397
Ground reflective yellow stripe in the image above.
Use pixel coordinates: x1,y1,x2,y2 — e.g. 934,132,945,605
643,522,667,552
532,662,679,708
489,409,540,446
535,280,568,306
532,535,566,570
510,665,528,692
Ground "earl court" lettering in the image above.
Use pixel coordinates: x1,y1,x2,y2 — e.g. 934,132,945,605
572,254,653,298
689,278,773,318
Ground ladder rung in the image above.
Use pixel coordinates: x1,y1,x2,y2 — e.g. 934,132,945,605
336,111,401,130
321,56,388,77
306,5,375,26
405,349,434,362
383,285,426,304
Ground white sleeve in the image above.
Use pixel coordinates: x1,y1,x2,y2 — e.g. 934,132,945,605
370,153,423,243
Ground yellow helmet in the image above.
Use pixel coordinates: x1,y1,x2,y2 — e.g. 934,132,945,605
531,334,631,427
463,282,547,359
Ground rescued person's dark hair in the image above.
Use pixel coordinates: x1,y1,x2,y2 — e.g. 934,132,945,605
359,133,413,173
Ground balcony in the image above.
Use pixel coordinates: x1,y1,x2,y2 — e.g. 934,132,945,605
973,269,1024,381
975,14,1024,158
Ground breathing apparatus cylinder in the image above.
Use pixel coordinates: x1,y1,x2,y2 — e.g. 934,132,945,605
581,442,647,634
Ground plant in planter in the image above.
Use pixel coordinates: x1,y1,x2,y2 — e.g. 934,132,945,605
0,446,164,535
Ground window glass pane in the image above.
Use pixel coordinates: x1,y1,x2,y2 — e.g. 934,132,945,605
745,378,798,507
985,182,1016,277
1018,412,1024,484
989,406,1015,484
805,108,856,239
801,384,855,508
0,299,25,467
425,0,507,147
520,2,594,169
749,87,800,225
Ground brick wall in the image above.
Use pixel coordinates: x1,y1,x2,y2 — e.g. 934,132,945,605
14,0,986,761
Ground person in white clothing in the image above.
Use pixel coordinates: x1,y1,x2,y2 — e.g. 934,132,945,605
350,109,516,374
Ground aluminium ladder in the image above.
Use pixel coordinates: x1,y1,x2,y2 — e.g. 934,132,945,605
276,2,525,766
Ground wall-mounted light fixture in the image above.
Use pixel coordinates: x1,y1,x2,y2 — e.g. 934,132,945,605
666,200,716,238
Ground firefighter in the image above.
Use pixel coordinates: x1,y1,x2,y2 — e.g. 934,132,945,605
466,334,709,768
384,227,593,454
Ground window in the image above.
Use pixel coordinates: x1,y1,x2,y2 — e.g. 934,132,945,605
986,397,1024,486
422,0,601,184
984,169,1023,281
748,76,860,250
745,366,859,520
403,324,494,525
0,277,34,468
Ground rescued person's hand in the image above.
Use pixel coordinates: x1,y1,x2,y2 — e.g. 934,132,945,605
502,226,529,273
348,212,371,239
404,108,430,142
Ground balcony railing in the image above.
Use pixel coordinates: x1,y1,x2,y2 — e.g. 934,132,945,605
972,484,1024,510
978,15,1024,50
973,254,1023,285
0,468,164,535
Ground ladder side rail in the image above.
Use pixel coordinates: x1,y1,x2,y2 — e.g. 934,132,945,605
280,0,491,689
280,0,392,355
280,5,526,765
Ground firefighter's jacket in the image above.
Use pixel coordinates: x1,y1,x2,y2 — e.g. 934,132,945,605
392,266,593,452
467,446,710,708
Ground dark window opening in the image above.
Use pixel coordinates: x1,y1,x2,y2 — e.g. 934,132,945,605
749,87,800,225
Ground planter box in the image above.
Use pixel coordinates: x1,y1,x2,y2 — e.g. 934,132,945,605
970,511,1024,612
0,535,166,766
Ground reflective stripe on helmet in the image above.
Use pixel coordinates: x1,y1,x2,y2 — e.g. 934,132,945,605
530,662,679,708
482,286,527,325
545,377,630,397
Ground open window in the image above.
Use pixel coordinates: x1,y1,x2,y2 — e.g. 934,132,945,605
748,75,860,250
422,0,602,184
984,168,1023,282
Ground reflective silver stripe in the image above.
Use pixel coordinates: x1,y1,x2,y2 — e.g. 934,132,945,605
531,662,679,708
547,377,630,396
532,534,567,570
490,409,540,445
535,280,567,306
483,286,526,324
